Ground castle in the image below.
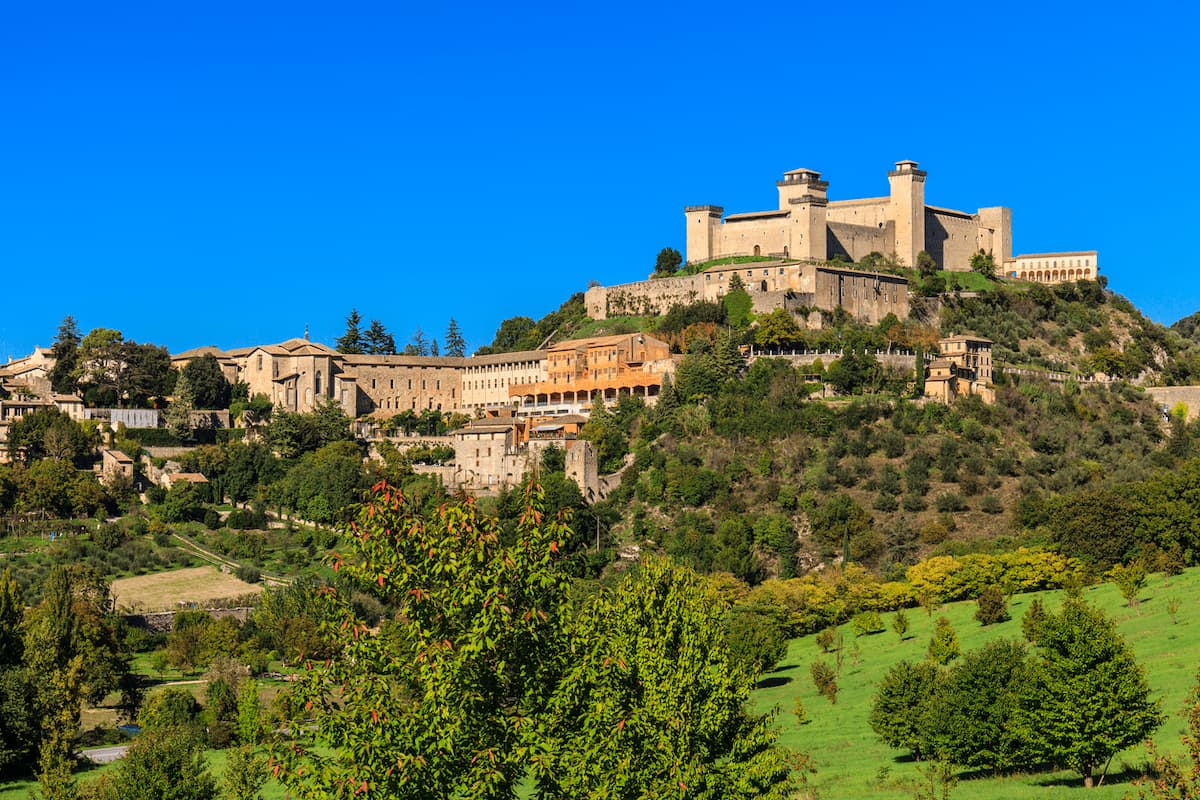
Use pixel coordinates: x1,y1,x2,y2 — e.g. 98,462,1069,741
684,160,1098,284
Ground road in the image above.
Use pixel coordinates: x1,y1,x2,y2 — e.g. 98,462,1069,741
79,745,129,763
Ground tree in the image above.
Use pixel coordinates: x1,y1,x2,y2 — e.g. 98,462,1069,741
182,354,231,409
6,407,93,465
166,369,195,439
222,744,268,800
48,315,81,394
723,275,753,328
403,326,429,356
273,483,574,799
970,249,996,278
536,558,794,799
363,320,396,355
443,318,467,358
811,659,839,704
975,585,1010,625
1015,597,1163,788
80,726,217,800
724,604,789,675
893,608,911,640
917,250,938,278
335,309,364,354
754,308,805,348
870,659,940,759
486,316,536,353
927,616,960,665
654,246,683,276
1109,561,1148,611
924,638,1031,771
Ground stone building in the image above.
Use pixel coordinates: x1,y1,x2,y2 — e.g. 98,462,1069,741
447,409,598,496
1006,251,1099,284
585,261,909,326
924,335,995,404
509,333,675,415
685,161,1011,271
682,160,1098,287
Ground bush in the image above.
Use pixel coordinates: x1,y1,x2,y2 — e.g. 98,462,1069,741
902,493,927,512
815,627,836,653
235,565,262,584
974,585,1009,625
927,616,960,665
980,495,1004,514
852,610,884,637
811,659,839,704
934,492,967,513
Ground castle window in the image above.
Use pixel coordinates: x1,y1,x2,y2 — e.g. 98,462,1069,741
257,355,263,371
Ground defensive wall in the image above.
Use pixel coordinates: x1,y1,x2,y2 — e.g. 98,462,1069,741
1146,386,1200,421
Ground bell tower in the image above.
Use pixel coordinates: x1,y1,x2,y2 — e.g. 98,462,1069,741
888,160,926,268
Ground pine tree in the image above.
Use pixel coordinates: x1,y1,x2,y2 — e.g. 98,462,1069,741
0,569,23,665
713,330,746,380
167,370,195,439
363,320,396,355
48,316,81,394
444,318,467,358
430,338,440,357
404,327,429,356
335,309,364,354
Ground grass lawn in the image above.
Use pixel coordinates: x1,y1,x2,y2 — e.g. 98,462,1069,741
753,568,1200,799
110,566,263,613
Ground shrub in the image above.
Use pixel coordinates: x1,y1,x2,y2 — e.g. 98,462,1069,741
980,494,1003,514
811,660,839,704
934,492,967,513
902,493,927,512
852,610,884,637
815,627,836,653
974,584,1009,625
235,565,262,584
873,493,899,512
927,616,960,665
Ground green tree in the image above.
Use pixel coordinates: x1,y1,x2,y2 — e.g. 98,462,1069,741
222,744,268,800
274,483,573,799
166,369,195,439
927,616,960,665
1109,561,1148,611
580,396,628,473
654,246,683,276
975,585,1009,625
870,659,940,759
444,317,467,358
754,308,805,348
537,558,794,799
181,354,232,409
1015,598,1163,788
724,604,789,675
924,638,1031,771
363,319,396,355
893,608,911,640
403,326,429,356
723,275,754,328
917,250,938,278
80,726,217,800
48,315,81,395
335,309,364,354
6,407,93,465
486,315,536,353
970,249,996,278
140,687,202,737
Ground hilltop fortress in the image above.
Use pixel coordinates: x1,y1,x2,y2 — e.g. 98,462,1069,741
586,161,1099,325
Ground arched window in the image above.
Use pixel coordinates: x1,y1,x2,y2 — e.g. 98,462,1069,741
315,371,322,395
753,244,761,256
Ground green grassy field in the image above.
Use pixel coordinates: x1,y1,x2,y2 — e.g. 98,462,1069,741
752,569,1200,799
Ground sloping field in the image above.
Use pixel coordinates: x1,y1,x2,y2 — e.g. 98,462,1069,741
110,566,263,612
754,568,1200,799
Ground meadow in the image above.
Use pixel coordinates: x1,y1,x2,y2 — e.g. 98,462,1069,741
753,568,1200,799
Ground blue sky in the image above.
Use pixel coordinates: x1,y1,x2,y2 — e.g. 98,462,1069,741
2,1,1198,360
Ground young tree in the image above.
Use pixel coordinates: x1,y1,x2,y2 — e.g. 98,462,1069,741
80,726,217,800
1015,598,1163,788
893,608,911,640
975,585,1010,625
1134,669,1200,799
443,318,467,358
723,274,753,328
335,309,364,354
927,616,960,665
1109,561,1148,611
653,246,683,276
537,559,794,798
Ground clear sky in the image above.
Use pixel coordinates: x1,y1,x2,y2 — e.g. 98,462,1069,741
2,1,1198,360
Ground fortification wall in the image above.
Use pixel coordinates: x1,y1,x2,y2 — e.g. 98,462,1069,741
587,275,703,320
827,221,892,263
825,198,891,226
925,210,980,271
1146,386,1200,421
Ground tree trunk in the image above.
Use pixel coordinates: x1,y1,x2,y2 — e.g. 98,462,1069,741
1083,768,1094,789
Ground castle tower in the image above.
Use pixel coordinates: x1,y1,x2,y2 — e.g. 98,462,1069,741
777,168,828,260
888,160,926,269
684,205,723,264
976,206,1012,265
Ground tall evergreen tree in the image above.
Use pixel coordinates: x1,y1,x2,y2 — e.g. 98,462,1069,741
0,569,22,666
403,327,429,356
443,318,466,357
430,338,439,357
363,319,396,355
48,316,81,394
335,309,364,354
